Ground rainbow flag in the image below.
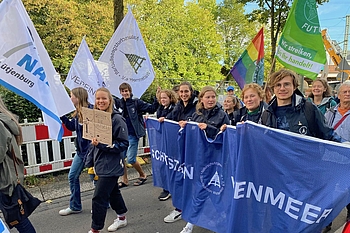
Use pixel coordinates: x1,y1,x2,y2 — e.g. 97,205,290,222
230,28,264,90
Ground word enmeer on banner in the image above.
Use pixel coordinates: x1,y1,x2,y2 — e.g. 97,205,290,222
147,118,350,233
82,107,112,145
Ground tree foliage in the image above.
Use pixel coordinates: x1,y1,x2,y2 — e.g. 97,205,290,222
126,0,226,93
216,0,259,74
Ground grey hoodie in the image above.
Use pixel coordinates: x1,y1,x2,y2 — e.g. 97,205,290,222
0,112,24,196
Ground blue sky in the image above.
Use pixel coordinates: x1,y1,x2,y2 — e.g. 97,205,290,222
318,0,350,47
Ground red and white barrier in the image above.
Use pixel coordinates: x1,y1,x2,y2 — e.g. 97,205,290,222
20,121,150,176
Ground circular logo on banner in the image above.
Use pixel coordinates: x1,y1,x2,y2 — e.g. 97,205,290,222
295,0,320,34
109,36,151,82
200,162,225,195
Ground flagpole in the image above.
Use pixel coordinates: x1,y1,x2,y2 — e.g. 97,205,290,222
264,56,276,91
215,71,232,92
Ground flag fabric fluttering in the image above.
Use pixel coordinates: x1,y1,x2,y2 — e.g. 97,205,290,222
65,37,104,104
230,28,264,90
275,0,326,79
99,7,155,98
0,0,75,141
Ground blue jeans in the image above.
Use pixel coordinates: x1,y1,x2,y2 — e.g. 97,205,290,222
14,217,36,233
91,176,127,230
125,135,139,164
68,155,84,211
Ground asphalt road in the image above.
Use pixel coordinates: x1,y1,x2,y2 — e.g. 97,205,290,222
8,176,214,233
2,161,349,233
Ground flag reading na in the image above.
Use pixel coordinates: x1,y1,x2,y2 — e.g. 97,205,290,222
275,0,326,79
0,0,75,141
98,7,155,98
65,37,104,104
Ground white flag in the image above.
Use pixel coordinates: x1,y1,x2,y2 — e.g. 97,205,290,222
99,7,155,98
65,37,104,104
0,0,75,141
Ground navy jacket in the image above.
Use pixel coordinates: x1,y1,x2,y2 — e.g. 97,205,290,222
232,101,268,126
166,94,198,122
191,104,230,139
88,112,129,177
261,90,342,142
60,104,93,159
114,95,159,139
156,103,176,118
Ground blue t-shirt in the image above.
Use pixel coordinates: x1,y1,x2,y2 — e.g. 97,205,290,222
275,104,292,131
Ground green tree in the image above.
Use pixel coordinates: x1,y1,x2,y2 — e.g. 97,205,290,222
127,0,224,93
0,87,41,123
23,0,114,74
216,0,259,74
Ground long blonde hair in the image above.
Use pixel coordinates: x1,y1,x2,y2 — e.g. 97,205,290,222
71,87,90,123
94,87,114,113
0,97,23,145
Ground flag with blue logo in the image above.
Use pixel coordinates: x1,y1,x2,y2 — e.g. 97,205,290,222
0,0,74,141
147,118,350,233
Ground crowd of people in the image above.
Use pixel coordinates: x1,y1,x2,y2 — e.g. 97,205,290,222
1,68,349,233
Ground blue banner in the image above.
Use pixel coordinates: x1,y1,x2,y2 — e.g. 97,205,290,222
146,118,350,233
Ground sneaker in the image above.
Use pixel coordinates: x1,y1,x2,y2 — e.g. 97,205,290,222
107,218,127,232
88,229,100,233
158,191,171,201
164,209,182,223
180,227,193,233
59,207,82,216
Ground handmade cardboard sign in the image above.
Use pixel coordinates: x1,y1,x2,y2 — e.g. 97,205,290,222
82,107,112,145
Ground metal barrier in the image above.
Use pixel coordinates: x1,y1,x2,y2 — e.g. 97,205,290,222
20,120,150,176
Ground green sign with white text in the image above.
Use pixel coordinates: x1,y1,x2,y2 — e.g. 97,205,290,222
276,0,326,79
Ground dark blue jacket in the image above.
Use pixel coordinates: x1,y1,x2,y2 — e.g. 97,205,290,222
156,103,176,118
60,104,93,159
261,90,343,142
88,112,129,177
232,101,268,126
166,94,198,122
114,95,159,139
191,104,230,139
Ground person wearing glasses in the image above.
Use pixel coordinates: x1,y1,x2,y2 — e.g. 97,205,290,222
261,68,342,141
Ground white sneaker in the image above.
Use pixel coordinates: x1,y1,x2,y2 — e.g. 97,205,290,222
59,207,82,216
107,218,127,232
164,209,182,223
88,230,101,233
180,226,193,233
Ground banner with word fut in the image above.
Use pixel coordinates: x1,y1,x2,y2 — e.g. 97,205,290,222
146,118,350,233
